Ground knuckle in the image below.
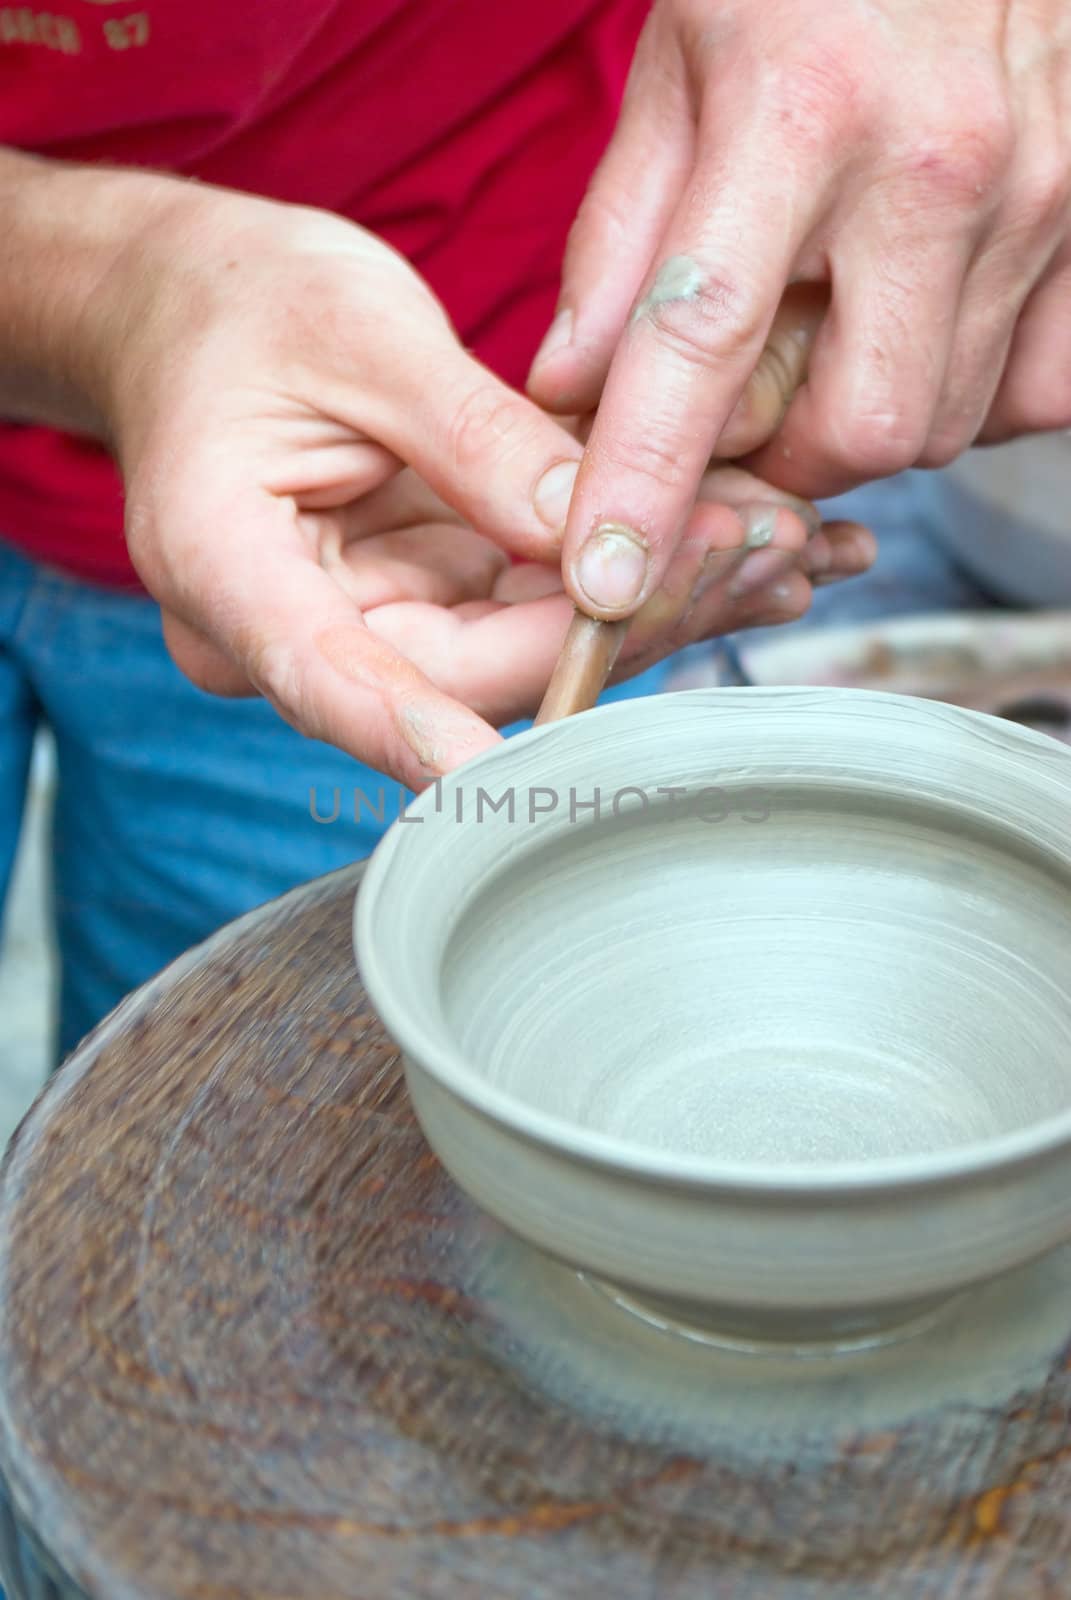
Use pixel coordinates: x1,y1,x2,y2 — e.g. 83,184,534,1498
772,46,864,150
832,412,927,478
641,271,767,371
447,383,538,477
1001,369,1071,434
918,426,973,470
1014,154,1071,232
900,106,1014,208
591,426,691,494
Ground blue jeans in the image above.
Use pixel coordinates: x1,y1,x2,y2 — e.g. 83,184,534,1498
0,541,669,1061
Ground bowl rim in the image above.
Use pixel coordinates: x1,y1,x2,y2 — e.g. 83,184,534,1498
355,685,1071,1198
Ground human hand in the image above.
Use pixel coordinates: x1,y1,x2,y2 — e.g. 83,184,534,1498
103,184,585,785
528,0,1071,620
285,464,874,725
94,182,869,783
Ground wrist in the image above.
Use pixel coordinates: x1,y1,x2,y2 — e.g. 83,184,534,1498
0,150,193,440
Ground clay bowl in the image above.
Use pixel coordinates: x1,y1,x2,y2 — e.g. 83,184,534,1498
355,688,1071,1351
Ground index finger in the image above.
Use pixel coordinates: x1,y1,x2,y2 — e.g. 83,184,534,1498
561,121,841,620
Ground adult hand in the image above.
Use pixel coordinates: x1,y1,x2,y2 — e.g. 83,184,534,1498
104,186,583,787
261,464,871,729
528,0,1071,621
99,181,869,783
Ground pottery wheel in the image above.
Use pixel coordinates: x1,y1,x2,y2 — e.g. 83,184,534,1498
2,863,1071,1599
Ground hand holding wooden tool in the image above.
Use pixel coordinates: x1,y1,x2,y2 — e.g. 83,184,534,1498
534,287,825,724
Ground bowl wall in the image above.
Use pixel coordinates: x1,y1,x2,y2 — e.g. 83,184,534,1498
356,688,1071,1338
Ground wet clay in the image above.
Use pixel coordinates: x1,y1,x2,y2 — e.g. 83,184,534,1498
443,784,1071,1162
358,688,1071,1345
631,253,706,324
468,1227,1071,1454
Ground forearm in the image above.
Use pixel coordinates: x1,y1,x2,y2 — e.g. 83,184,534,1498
0,147,180,439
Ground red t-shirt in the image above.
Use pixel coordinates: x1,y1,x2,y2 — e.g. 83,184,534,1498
0,0,644,588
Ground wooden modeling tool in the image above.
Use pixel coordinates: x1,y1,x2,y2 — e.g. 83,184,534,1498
534,610,630,725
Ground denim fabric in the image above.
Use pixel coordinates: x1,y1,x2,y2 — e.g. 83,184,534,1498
0,540,669,1060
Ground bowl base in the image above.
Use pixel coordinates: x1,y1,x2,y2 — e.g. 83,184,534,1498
583,1275,963,1358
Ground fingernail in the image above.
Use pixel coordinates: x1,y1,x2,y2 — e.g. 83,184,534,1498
743,582,802,627
744,500,821,542
804,531,832,575
728,547,795,599
851,526,879,564
533,459,580,531
812,526,878,585
790,497,823,537
531,307,573,371
742,506,779,548
575,522,649,611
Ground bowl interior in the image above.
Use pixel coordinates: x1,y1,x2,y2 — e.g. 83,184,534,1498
440,783,1071,1168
